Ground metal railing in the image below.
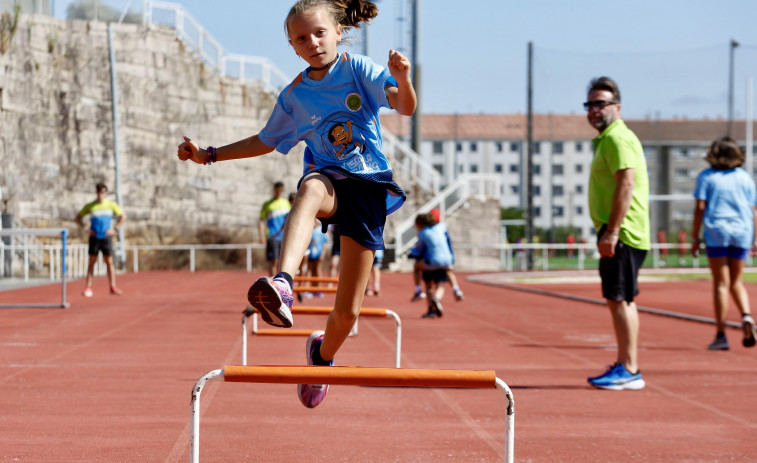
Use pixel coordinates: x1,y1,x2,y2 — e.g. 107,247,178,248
392,174,502,258
382,129,441,195
143,0,290,93
0,240,721,283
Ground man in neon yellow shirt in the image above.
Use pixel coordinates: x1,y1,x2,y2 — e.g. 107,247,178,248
75,183,125,297
585,77,650,391
259,182,291,276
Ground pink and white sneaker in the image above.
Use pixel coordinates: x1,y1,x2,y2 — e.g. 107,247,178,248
297,330,332,408
82,287,93,298
247,276,294,328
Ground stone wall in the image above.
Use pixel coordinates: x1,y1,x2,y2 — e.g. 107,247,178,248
0,15,302,245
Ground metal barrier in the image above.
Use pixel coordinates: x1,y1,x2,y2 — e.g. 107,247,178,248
242,306,402,368
190,365,514,463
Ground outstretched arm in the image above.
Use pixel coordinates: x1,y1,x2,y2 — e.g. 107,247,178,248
178,135,275,164
385,49,417,116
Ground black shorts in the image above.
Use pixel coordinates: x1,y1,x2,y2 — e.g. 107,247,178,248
88,236,113,256
597,227,647,302
266,239,282,262
422,269,449,284
331,225,341,257
317,176,387,251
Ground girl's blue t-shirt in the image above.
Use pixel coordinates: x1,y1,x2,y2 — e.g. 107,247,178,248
307,226,329,260
693,167,757,249
418,223,454,268
259,52,405,215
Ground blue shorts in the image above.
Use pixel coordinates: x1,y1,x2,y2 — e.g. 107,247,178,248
317,176,387,251
706,246,749,260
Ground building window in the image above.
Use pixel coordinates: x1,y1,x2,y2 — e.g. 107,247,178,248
471,165,479,173
433,164,443,174
552,164,564,175
456,142,463,152
496,142,504,153
576,141,583,152
510,141,520,152
432,141,443,154
552,142,563,154
576,184,583,194
575,164,583,173
553,185,564,196
459,165,464,174
510,185,519,194
576,206,583,215
494,163,503,173
470,142,478,152
533,142,541,154
534,185,541,196
534,207,541,217
510,164,519,173
553,206,564,217
534,165,541,175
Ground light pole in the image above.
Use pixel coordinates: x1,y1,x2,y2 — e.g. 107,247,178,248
728,39,739,136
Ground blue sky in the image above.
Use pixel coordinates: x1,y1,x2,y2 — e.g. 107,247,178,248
54,0,757,120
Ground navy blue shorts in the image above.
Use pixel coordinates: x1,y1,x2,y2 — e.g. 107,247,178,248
318,176,387,251
422,269,449,284
597,226,647,302
706,245,749,260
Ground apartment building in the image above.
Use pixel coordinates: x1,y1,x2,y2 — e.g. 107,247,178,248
381,113,757,242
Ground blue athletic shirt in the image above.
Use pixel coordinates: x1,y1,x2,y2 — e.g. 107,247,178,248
258,52,405,215
417,223,454,268
693,167,757,249
78,199,122,239
307,226,329,260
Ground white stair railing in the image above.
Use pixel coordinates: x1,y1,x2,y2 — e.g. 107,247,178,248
382,129,441,195
143,1,290,93
392,174,501,258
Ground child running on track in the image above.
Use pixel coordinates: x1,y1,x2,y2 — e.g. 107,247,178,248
177,0,416,408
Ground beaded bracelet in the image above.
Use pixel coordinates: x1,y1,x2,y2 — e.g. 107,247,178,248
204,146,217,165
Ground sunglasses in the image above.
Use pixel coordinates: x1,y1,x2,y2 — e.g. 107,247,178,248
583,100,617,111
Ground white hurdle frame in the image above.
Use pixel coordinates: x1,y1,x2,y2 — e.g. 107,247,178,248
190,366,514,463
0,228,69,308
241,306,402,368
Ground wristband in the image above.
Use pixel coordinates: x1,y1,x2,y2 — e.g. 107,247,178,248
204,146,217,165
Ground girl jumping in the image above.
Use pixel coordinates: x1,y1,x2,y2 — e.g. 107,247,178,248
177,0,416,408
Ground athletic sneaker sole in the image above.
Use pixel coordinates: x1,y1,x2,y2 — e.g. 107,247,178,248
589,377,646,391
743,318,756,348
247,277,293,328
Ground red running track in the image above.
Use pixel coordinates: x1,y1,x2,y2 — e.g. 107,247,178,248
1,270,756,462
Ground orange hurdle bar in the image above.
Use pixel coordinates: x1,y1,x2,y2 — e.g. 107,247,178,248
224,365,496,388
241,306,402,368
292,286,337,293
190,366,514,463
294,276,339,283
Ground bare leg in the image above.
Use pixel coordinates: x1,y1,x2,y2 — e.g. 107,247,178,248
708,256,730,333
319,236,374,361
727,257,751,317
85,255,97,288
104,255,117,288
277,175,337,276
607,299,640,373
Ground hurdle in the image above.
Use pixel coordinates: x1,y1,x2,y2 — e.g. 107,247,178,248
190,366,514,463
241,306,402,368
294,276,339,284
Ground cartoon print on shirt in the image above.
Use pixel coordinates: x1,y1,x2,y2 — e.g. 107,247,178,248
321,118,368,160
